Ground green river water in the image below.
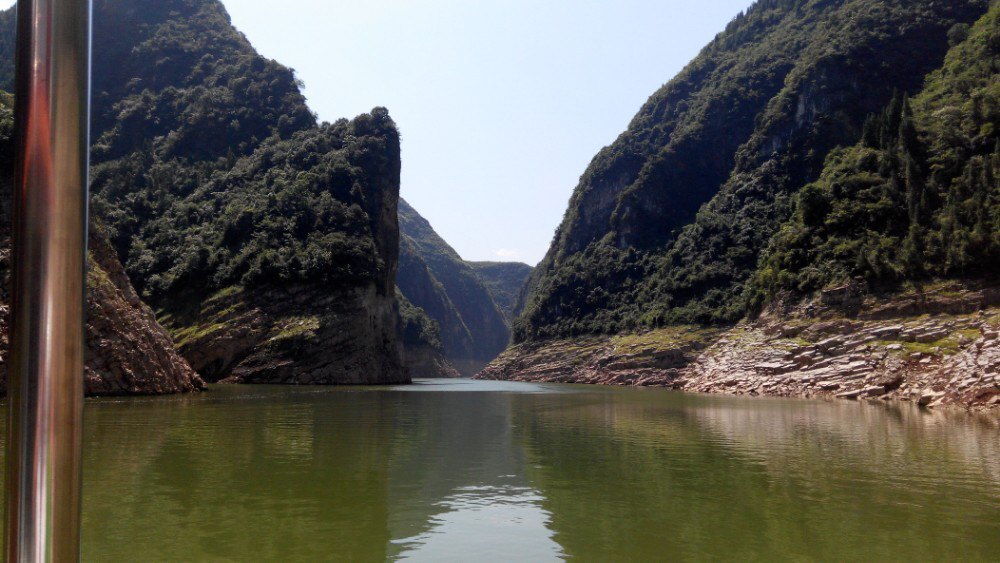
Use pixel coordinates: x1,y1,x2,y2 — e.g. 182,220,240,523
1,379,998,561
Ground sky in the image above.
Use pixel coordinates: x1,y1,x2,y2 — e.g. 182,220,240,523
218,0,756,265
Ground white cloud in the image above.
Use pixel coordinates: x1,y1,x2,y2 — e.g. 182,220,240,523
494,248,522,261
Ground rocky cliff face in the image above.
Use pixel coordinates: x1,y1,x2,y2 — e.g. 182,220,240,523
397,199,509,375
164,284,405,385
0,229,206,396
143,116,408,385
83,234,207,394
0,93,204,395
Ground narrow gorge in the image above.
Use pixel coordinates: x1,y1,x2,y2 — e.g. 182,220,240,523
0,0,995,410
397,199,532,377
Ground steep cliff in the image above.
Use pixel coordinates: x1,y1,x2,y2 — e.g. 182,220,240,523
0,0,408,385
397,199,509,375
516,0,990,340
0,92,204,395
141,114,407,384
468,261,534,322
0,226,207,397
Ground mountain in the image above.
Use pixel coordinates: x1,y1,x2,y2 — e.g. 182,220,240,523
515,0,990,340
467,261,534,321
0,93,204,395
483,0,999,409
0,0,408,385
397,199,509,375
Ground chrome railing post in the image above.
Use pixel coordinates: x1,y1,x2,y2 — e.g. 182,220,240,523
5,0,91,561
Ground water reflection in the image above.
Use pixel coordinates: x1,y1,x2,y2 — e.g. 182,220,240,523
514,389,1000,561
382,383,564,561
80,387,400,561
0,381,995,561
392,482,561,561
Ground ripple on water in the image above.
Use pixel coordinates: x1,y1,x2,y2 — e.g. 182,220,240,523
391,481,565,562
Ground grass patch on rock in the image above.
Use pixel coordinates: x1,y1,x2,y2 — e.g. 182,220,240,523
611,326,720,352
269,315,321,343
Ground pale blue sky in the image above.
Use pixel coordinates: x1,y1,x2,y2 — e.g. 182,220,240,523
220,0,755,264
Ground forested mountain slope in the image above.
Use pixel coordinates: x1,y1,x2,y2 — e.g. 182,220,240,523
0,0,408,384
484,0,999,410
516,0,990,341
397,290,460,379
751,2,1000,305
397,199,509,375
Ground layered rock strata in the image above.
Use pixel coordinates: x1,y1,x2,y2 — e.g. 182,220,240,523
479,283,1000,410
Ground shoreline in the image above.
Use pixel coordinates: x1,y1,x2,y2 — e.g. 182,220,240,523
478,284,1000,411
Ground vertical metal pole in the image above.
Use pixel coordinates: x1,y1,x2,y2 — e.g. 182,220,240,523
5,0,91,561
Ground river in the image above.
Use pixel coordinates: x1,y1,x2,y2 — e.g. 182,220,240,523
1,379,998,561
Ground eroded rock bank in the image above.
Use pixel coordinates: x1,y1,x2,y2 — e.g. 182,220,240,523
478,282,1000,410
0,230,206,396
162,284,407,386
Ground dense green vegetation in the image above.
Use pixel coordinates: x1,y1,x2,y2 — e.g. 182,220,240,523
397,199,509,373
129,111,399,302
516,0,990,341
0,0,398,307
468,261,534,321
0,1,318,259
396,289,442,352
86,0,315,260
750,4,1000,308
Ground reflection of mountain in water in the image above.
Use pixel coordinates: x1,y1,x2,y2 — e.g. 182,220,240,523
385,381,564,560
6,387,402,561
0,382,994,560
687,397,1000,488
515,391,1000,561
0,382,569,561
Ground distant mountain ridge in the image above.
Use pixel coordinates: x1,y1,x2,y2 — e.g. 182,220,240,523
468,262,534,322
397,199,511,376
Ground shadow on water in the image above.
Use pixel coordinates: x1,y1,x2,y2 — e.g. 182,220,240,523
0,381,996,561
